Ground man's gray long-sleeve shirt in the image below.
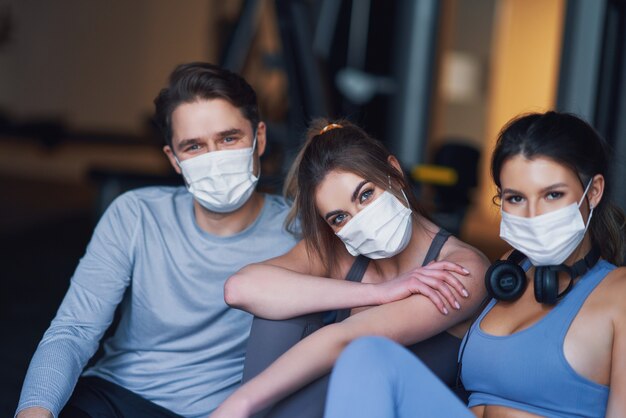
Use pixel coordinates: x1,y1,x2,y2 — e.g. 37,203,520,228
16,186,298,418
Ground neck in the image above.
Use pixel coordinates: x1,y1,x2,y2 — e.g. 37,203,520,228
193,192,265,236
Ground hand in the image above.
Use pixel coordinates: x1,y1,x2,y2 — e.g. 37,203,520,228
375,261,470,314
16,407,54,418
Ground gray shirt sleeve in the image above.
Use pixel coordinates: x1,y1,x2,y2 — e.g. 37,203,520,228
15,194,139,417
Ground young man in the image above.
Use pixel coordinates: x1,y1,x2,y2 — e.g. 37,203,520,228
15,63,299,418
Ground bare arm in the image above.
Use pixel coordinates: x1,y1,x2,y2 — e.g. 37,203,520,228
606,268,626,417
212,248,488,417
225,240,471,319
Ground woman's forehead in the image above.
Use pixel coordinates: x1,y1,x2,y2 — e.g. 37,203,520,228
315,171,369,207
500,155,578,188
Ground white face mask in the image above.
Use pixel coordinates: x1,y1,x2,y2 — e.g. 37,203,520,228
336,190,413,259
499,180,594,266
177,137,259,213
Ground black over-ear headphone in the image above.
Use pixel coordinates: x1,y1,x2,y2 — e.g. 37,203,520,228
485,246,601,305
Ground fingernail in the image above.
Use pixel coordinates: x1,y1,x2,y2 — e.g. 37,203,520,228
462,268,470,274
454,301,461,310
462,289,469,298
443,307,449,315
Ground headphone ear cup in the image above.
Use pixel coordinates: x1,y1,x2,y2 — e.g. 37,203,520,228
534,267,559,305
485,260,527,301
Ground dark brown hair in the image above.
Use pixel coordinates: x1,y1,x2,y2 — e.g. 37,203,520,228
284,119,426,275
153,62,259,148
492,111,626,265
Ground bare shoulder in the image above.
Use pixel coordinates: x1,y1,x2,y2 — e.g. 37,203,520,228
440,235,491,276
596,265,626,318
261,239,323,275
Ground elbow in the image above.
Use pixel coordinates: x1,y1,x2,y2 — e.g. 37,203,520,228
223,267,254,309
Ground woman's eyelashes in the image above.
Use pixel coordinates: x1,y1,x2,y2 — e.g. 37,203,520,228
504,194,524,204
359,188,374,203
546,191,564,200
330,213,348,227
503,190,566,205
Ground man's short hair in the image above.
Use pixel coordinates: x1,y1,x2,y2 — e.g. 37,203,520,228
154,62,260,147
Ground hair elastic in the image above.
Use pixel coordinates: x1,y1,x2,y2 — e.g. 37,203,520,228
320,123,343,135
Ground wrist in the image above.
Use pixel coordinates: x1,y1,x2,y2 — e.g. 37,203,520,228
16,407,54,418
366,282,383,305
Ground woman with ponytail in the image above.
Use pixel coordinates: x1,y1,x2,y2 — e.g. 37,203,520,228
211,119,489,417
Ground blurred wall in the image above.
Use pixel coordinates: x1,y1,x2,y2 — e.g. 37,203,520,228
0,0,218,134
434,0,497,150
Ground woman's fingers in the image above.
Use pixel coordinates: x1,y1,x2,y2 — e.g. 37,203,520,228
424,260,470,275
411,273,459,311
414,267,469,299
413,283,448,314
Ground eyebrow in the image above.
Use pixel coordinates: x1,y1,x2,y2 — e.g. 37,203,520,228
502,183,569,195
351,180,369,202
323,180,370,221
216,128,245,139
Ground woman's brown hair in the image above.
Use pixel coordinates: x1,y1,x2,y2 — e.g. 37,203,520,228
284,118,427,276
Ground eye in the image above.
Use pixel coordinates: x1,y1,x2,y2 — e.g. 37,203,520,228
546,191,564,200
505,194,524,204
222,136,238,144
185,143,201,152
330,213,348,227
359,188,374,204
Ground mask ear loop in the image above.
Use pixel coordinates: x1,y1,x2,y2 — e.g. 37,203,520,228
251,131,261,179
578,178,595,230
577,178,594,207
388,174,411,207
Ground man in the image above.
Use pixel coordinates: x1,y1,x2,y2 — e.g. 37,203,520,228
15,62,299,418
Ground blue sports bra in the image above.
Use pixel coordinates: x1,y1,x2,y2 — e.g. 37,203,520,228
461,260,614,418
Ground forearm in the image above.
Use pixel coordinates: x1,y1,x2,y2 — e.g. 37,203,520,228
16,329,100,417
224,264,379,319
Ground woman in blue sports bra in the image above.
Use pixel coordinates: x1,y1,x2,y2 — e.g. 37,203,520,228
210,119,490,418
323,111,626,418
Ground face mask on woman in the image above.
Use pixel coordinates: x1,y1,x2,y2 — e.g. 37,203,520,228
177,137,259,213
336,190,413,259
499,179,594,266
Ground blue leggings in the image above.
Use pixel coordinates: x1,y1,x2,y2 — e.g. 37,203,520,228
324,336,473,418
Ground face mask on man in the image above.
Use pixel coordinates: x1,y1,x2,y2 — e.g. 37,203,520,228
499,179,594,266
336,190,413,259
177,136,259,213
